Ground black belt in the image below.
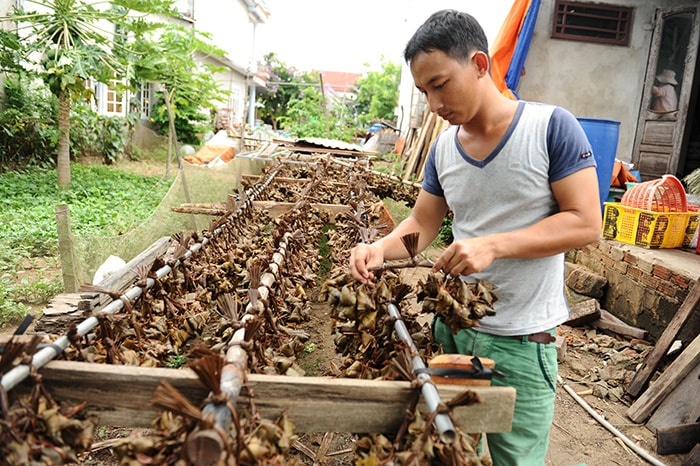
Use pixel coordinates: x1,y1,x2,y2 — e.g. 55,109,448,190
510,332,556,344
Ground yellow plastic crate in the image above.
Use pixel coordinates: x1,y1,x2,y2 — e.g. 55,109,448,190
602,203,692,249
683,212,699,248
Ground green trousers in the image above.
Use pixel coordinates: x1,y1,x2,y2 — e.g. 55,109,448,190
433,319,557,466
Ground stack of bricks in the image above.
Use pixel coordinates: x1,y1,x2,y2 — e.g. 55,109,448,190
567,239,699,343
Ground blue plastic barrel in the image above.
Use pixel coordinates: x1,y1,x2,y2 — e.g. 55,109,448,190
576,117,621,213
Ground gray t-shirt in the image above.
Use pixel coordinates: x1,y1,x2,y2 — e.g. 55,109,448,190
422,101,596,336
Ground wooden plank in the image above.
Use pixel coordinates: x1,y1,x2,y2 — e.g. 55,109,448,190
171,205,228,216
403,111,434,182
591,309,646,340
656,423,700,455
647,358,700,432
252,201,351,220
42,293,82,316
242,175,348,187
682,443,700,466
627,279,700,397
78,236,172,312
259,142,279,157
33,293,87,334
627,332,700,423
35,360,515,434
640,121,675,145
172,201,396,226
417,117,448,182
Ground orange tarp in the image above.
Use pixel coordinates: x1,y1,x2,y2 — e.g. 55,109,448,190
610,161,639,188
184,145,235,165
490,0,530,100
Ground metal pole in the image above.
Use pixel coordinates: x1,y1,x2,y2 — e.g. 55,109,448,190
247,22,258,128
388,303,456,443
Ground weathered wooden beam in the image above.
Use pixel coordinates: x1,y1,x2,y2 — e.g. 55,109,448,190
627,279,700,397
656,423,700,455
683,443,700,466
78,236,172,312
647,357,700,432
242,174,349,187
173,201,352,220
252,201,351,219
34,360,515,434
627,332,700,423
591,309,646,340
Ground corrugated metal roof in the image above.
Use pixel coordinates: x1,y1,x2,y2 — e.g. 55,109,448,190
295,137,367,153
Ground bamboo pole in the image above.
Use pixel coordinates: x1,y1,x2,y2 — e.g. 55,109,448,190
186,227,295,461
417,117,449,182
404,111,435,181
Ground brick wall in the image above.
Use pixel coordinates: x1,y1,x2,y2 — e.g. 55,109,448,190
567,239,699,342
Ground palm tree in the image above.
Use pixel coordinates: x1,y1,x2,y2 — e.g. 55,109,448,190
0,0,174,187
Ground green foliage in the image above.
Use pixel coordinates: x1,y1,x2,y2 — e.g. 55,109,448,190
0,163,173,327
149,91,211,145
13,279,64,305
0,77,131,169
0,0,181,186
0,279,30,328
70,104,129,164
257,53,316,131
278,85,355,141
0,164,172,255
166,354,187,368
354,59,401,126
257,54,400,141
129,23,226,146
0,74,58,170
437,214,454,246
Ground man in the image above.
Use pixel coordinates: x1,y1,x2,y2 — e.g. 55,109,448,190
349,9,601,465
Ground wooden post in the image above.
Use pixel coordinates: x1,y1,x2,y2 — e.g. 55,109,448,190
163,87,197,233
626,279,700,397
55,204,80,293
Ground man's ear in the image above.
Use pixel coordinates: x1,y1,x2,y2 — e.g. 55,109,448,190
473,51,490,76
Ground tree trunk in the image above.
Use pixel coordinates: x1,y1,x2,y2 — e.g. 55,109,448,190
57,89,71,188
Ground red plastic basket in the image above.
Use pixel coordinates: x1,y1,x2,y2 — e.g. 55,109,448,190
620,175,687,212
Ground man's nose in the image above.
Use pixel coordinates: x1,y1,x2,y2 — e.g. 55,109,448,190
427,94,443,113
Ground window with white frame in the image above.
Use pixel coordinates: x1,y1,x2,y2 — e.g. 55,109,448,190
136,83,152,118
104,80,128,115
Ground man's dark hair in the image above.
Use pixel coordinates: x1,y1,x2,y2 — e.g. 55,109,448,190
403,9,489,64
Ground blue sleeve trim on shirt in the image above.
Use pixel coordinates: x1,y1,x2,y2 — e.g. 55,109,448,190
546,107,597,182
422,139,444,197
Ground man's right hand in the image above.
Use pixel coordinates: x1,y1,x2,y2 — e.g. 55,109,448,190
349,243,385,284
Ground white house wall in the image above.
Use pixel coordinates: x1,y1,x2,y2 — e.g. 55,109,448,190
189,1,263,125
193,1,255,68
